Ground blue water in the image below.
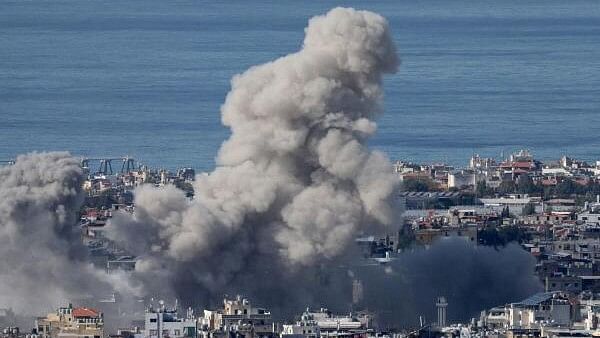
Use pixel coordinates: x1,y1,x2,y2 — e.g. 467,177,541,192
2,0,600,171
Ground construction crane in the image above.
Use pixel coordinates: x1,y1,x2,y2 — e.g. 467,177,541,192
0,160,15,166
80,157,137,175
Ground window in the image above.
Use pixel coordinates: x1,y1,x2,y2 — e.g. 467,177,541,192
150,318,157,323
150,329,158,336
174,330,180,336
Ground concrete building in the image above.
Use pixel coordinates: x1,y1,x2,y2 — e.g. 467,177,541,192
545,276,582,293
469,154,497,170
480,194,541,216
144,302,196,338
582,300,600,331
0,327,25,338
35,304,103,338
578,212,600,227
483,307,509,329
448,170,481,189
199,296,275,338
281,308,370,338
507,293,571,329
280,311,319,338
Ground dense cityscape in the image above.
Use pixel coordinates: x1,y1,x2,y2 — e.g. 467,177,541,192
3,2,600,338
2,149,600,338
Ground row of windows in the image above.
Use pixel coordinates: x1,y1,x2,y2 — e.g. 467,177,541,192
149,329,181,336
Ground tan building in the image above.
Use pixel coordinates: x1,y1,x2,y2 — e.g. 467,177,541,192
199,296,275,338
35,304,104,338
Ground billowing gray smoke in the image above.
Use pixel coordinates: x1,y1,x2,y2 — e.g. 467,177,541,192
0,7,543,329
105,8,542,321
107,7,400,299
0,152,138,320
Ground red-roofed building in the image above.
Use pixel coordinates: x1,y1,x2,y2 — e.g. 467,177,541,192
73,307,100,319
35,304,103,338
499,161,537,172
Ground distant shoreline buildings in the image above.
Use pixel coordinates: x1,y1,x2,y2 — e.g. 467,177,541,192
3,149,600,337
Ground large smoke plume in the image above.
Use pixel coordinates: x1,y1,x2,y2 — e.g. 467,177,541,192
106,7,400,302
0,152,138,322
1,7,543,329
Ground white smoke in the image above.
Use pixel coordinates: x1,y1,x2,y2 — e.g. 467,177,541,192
107,7,400,295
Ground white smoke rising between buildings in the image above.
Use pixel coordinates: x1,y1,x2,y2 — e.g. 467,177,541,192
106,7,400,293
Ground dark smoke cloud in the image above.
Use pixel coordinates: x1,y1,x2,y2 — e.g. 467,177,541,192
354,238,543,328
0,152,139,319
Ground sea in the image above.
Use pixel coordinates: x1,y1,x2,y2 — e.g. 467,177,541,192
1,0,599,172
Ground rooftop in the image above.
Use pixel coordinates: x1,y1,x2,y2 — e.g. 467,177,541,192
73,307,100,318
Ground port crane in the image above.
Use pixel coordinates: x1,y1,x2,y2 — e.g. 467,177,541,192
80,157,137,175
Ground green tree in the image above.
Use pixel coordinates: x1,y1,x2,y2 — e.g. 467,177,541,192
554,178,580,197
516,175,539,194
476,181,493,197
498,181,517,195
